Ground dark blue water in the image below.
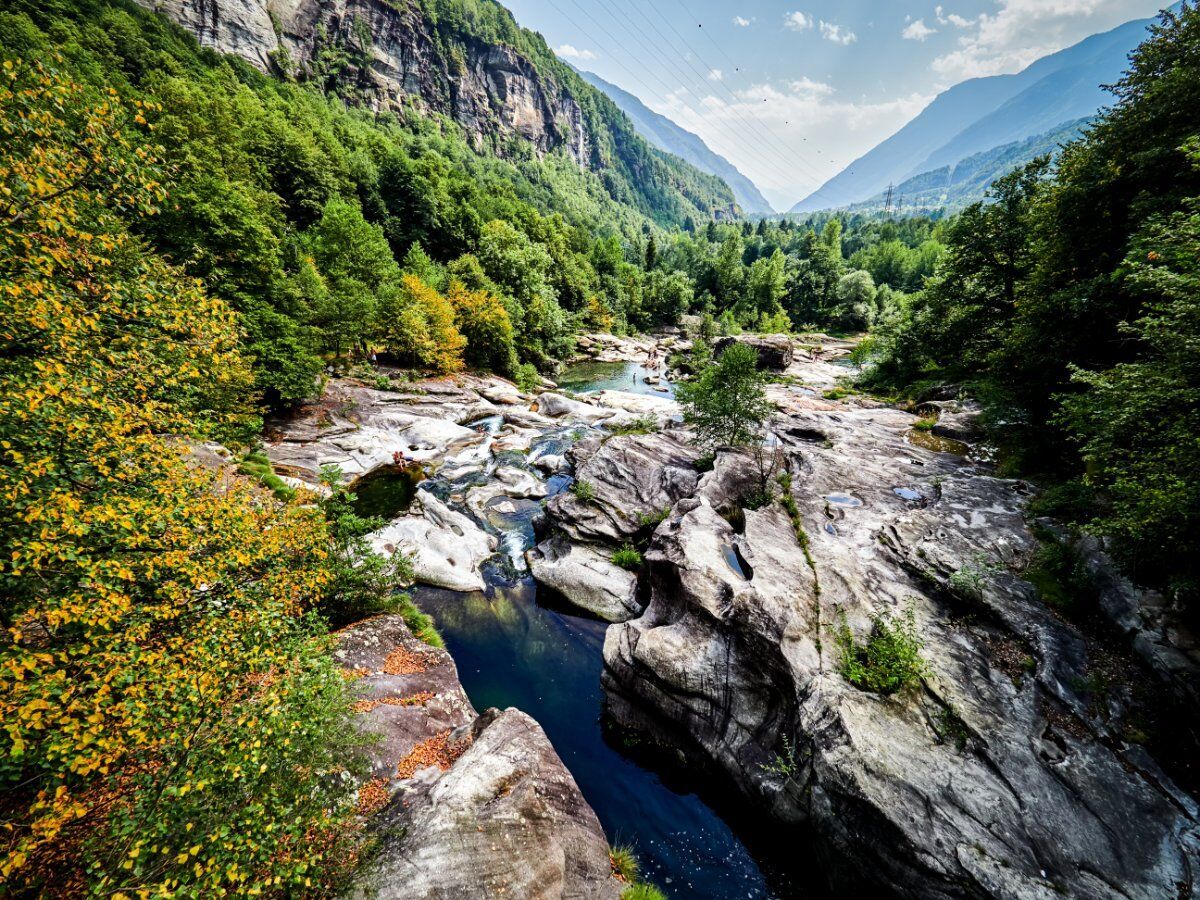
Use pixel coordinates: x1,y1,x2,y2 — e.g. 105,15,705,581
413,582,805,899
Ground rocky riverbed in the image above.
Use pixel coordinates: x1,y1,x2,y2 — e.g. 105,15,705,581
267,333,1199,898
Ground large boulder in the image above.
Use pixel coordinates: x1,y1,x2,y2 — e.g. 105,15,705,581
527,536,641,622
546,432,702,544
715,335,794,370
369,492,497,592
602,387,1200,898
336,616,620,900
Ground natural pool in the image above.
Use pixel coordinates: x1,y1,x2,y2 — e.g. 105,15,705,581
413,582,804,899
556,359,676,399
348,464,423,519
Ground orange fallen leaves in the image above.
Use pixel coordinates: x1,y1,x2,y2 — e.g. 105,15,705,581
394,731,473,780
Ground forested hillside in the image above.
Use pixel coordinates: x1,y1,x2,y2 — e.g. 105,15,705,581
861,5,1200,609
578,69,775,215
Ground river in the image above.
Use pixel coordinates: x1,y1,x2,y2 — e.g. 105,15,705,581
403,361,811,899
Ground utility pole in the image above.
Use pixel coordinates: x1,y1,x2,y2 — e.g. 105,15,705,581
883,183,895,216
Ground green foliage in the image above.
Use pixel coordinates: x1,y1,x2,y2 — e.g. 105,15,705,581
0,62,367,892
621,885,668,900
514,362,541,393
315,466,415,628
571,479,596,502
860,5,1200,607
635,507,672,529
607,415,658,436
609,845,640,883
677,344,772,450
611,543,644,571
760,734,801,780
833,604,928,695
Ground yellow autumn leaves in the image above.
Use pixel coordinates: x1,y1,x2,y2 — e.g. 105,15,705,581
1,59,366,895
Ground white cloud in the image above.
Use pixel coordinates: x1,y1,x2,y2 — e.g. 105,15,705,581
556,44,597,61
784,11,813,31
651,79,933,205
902,18,938,41
819,21,858,45
936,6,975,28
708,68,724,81
932,0,1136,80
732,15,752,27
789,76,835,96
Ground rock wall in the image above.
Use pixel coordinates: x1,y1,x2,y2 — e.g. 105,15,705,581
596,355,1200,898
135,0,590,164
335,615,620,898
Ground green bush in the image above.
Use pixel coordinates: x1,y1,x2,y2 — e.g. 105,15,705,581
611,543,643,570
833,603,927,695
571,479,596,502
609,845,639,883
621,884,667,900
607,415,657,436
514,362,541,393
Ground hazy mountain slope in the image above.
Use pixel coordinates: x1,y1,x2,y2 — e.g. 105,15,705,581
791,12,1159,213
847,118,1091,215
577,69,774,215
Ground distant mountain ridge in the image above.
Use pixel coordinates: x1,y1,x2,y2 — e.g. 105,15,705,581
577,69,775,215
847,118,1091,215
791,9,1165,213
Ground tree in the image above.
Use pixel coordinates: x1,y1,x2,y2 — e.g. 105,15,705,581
742,248,787,325
714,233,746,309
1056,141,1200,602
833,270,878,330
305,198,399,355
0,62,367,894
677,343,776,497
377,275,466,373
447,279,517,374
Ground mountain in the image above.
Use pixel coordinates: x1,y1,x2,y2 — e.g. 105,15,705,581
846,118,1091,216
791,10,1162,213
134,0,737,226
577,69,774,215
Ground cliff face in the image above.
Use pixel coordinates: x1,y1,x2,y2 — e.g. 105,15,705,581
137,0,589,165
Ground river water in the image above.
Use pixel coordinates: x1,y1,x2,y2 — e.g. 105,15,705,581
403,361,809,899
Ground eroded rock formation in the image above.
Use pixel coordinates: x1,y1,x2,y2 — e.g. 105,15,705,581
336,615,619,899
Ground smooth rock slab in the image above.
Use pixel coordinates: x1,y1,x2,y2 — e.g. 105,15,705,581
369,493,496,592
527,536,641,622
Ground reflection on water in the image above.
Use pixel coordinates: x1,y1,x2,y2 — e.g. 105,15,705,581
349,465,423,519
907,428,971,456
557,360,676,399
413,582,807,899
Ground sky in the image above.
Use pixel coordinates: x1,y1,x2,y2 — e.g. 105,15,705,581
503,0,1169,209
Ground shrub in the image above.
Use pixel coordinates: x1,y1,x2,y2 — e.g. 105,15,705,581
571,479,595,502
760,734,800,780
607,415,658,436
622,885,667,900
635,506,671,529
514,362,541,393
913,415,938,431
833,603,928,695
612,543,643,570
609,845,639,883
315,465,416,628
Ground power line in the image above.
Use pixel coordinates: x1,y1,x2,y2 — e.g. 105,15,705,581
547,0,805,194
